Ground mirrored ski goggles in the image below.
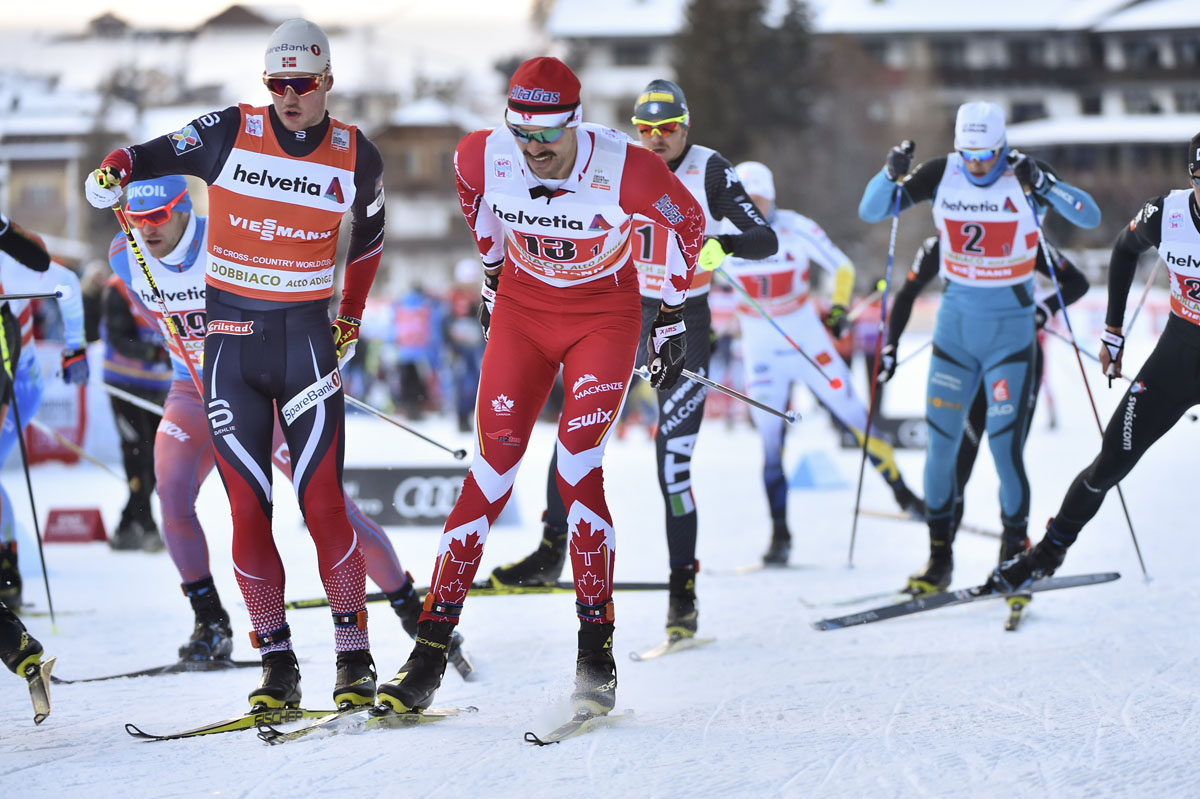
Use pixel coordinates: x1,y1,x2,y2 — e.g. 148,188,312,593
1190,173,1200,189
262,70,329,97
631,115,689,136
125,189,188,227
958,147,999,162
506,124,568,144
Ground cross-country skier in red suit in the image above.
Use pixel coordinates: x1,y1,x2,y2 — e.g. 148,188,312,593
84,19,384,711
375,57,705,716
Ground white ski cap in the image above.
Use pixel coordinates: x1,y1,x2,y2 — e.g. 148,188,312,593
954,101,1006,151
264,19,330,75
735,161,775,202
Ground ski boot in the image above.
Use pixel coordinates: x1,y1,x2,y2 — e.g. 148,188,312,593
666,562,698,642
893,483,926,522
905,539,953,597
571,621,616,716
178,577,233,662
762,520,791,567
108,510,142,551
137,514,165,553
489,513,568,587
989,521,1069,594
0,603,42,677
998,526,1033,614
377,619,454,713
386,575,469,678
333,649,377,707
0,541,21,608
248,649,301,710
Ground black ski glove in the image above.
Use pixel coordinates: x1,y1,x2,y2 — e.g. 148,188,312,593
478,271,499,341
647,305,686,390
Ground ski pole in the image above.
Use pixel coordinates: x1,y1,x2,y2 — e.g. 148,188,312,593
1041,318,1198,421
110,205,205,396
0,324,54,629
344,395,468,460
0,292,62,302
1024,189,1148,580
97,382,165,416
846,282,885,323
634,366,797,423
1117,259,1162,372
28,420,133,486
850,157,910,567
894,338,933,370
715,265,843,389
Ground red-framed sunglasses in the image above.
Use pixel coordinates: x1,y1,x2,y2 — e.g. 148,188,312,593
125,189,188,227
262,70,329,97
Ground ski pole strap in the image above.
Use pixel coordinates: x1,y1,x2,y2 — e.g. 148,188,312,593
249,624,291,649
576,600,615,622
332,609,368,630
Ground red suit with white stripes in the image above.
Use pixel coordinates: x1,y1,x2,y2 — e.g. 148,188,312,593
420,123,704,626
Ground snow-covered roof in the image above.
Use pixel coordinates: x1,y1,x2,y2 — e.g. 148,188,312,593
811,0,1136,34
1007,113,1200,146
0,73,136,138
545,0,686,38
1092,0,1200,32
387,97,487,131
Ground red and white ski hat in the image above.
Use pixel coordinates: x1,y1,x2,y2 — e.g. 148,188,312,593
505,57,582,129
264,19,331,75
735,161,775,202
954,101,1006,151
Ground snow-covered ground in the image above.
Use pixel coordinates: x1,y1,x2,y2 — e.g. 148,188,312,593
2,303,1198,798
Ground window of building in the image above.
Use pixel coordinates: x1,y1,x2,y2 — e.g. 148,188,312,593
931,39,966,70
862,40,887,65
1009,40,1045,68
1123,90,1161,114
613,42,652,67
1176,36,1200,66
1080,92,1102,115
1176,89,1200,113
1123,39,1159,69
1011,101,1047,123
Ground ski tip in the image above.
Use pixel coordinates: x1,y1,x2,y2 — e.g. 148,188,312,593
125,723,149,738
627,651,643,662
524,731,558,746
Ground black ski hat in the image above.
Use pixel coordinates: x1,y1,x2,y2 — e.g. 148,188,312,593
632,79,689,125
1190,131,1200,174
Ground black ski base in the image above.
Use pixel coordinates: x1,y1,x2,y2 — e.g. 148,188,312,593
812,572,1119,631
53,657,260,684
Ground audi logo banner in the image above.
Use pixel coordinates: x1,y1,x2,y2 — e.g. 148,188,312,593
342,467,521,527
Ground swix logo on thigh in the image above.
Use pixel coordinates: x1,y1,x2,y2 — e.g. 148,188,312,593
992,378,1010,402
206,320,254,336
281,368,342,426
567,408,614,432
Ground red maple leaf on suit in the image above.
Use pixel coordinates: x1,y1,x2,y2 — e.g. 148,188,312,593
446,531,483,575
576,570,607,603
669,272,691,294
570,519,608,569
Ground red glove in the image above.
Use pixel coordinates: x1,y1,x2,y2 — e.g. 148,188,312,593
331,315,360,370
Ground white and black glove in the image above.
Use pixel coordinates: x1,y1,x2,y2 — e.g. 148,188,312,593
478,271,500,341
647,306,686,390
884,140,915,182
85,166,124,210
1007,149,1046,193
877,344,898,384
1100,329,1124,386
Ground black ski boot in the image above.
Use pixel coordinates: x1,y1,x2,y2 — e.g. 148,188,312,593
762,520,791,567
108,510,142,551
178,577,233,662
248,649,301,710
489,513,568,587
377,620,454,713
333,649,377,707
571,621,616,716
893,483,926,521
137,514,165,553
0,602,42,677
666,562,698,641
385,573,422,637
999,526,1031,564
0,541,21,607
989,520,1070,593
905,523,954,596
